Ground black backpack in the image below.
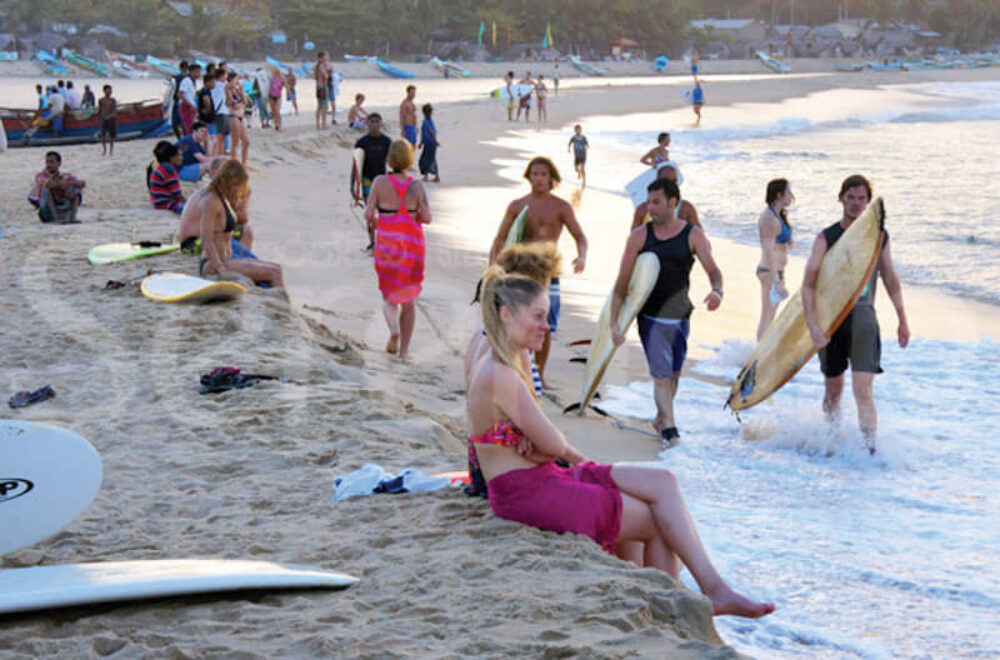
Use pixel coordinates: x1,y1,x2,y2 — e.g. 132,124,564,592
197,87,216,123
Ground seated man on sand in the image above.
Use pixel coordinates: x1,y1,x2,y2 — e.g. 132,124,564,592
148,141,186,214
197,159,283,288
28,151,86,224
347,93,369,130
176,121,227,182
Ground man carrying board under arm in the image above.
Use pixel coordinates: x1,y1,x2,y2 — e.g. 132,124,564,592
610,178,722,448
803,174,909,455
490,156,588,389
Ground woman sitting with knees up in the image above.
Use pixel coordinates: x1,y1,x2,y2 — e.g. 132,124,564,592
466,266,775,619
198,159,283,288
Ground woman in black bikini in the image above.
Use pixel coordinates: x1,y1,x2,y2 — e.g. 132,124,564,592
224,71,250,164
199,160,283,288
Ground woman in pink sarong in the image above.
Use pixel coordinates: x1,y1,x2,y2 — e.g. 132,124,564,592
465,268,776,620
365,139,431,358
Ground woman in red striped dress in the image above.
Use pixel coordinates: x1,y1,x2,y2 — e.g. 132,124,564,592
365,139,432,358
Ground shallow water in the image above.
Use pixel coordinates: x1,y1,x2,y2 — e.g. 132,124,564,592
475,80,1000,658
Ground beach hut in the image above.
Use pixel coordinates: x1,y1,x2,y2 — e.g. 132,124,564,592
609,36,639,59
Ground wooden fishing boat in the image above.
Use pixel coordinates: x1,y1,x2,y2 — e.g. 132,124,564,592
1,98,169,147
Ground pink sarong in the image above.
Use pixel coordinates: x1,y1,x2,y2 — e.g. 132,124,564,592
486,461,622,554
373,176,425,304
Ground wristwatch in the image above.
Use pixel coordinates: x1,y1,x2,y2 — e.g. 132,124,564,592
711,286,724,298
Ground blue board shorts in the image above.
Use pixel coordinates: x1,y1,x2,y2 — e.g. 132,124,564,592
179,163,202,182
547,278,561,333
637,316,690,379
403,124,417,146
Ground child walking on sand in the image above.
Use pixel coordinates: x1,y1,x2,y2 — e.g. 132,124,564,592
418,103,440,182
567,124,589,187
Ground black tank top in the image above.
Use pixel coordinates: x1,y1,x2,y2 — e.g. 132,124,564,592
822,221,888,306
639,222,695,319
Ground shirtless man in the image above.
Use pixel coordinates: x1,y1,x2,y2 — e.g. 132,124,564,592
489,156,588,387
535,74,548,123
348,93,369,129
399,85,417,146
314,51,333,130
631,161,701,230
197,160,283,288
516,71,533,122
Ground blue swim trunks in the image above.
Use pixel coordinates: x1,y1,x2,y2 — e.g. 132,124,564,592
547,277,561,333
178,163,202,182
637,316,690,379
403,124,417,146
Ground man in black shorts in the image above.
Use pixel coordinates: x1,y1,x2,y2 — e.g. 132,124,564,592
802,174,910,454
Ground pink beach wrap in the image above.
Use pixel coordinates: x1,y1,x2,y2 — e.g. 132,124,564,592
486,461,622,554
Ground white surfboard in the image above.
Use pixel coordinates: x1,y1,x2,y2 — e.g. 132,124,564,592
503,205,528,249
0,421,102,556
88,242,180,265
625,160,685,208
574,253,660,414
141,272,246,304
350,147,365,204
490,83,534,101
0,559,359,615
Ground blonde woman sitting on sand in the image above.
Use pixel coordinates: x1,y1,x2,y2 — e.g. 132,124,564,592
464,242,562,496
755,178,794,340
198,160,284,288
466,267,775,619
365,139,431,358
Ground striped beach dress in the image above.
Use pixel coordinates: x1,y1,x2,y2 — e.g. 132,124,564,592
373,175,425,304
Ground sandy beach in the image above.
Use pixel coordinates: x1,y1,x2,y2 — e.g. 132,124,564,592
3,59,1000,657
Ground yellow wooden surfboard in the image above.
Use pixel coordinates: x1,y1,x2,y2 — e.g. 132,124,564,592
141,272,246,304
727,198,886,411
574,252,660,415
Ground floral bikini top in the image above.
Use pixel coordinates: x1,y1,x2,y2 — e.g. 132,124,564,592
468,419,524,447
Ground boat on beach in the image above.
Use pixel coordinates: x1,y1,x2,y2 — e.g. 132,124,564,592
1,97,169,147
36,50,68,75
145,55,180,77
265,56,307,77
107,51,150,79
375,58,414,79
0,51,17,62
429,56,470,78
757,50,791,73
569,55,606,76
64,49,110,77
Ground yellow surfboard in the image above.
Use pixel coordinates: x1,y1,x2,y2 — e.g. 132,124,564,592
141,272,246,304
574,252,660,415
727,198,886,411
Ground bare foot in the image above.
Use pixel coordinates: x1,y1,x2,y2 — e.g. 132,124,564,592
708,586,775,619
386,333,399,355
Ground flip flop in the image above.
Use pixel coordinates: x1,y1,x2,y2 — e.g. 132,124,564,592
8,385,56,409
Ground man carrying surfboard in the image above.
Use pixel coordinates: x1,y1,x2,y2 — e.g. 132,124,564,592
610,178,722,447
802,175,909,454
490,156,588,388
